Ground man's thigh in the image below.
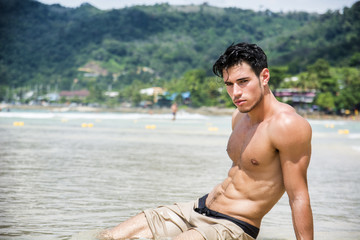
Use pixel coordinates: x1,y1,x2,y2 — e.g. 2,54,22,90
173,229,205,240
188,209,255,240
143,201,254,240
193,223,255,240
144,204,192,238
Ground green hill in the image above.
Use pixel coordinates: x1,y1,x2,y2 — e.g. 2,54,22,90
0,0,359,100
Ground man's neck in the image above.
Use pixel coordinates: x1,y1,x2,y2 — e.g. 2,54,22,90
247,89,277,125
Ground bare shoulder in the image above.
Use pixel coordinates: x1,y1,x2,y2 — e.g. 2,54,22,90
231,109,245,130
269,103,312,148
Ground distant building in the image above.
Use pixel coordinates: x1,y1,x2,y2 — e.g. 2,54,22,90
45,93,60,101
181,91,191,105
274,89,316,104
137,66,155,74
140,87,166,103
78,61,108,77
140,87,165,96
60,90,90,99
105,91,119,98
164,91,191,105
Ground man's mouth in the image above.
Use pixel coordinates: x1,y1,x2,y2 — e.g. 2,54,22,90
234,99,246,106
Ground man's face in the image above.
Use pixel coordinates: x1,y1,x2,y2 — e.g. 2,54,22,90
223,62,266,113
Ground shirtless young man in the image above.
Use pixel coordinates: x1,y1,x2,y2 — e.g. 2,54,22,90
99,43,313,240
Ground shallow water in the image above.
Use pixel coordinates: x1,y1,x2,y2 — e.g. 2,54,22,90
0,111,359,240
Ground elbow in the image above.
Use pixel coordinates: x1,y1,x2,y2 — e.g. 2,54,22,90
287,190,311,206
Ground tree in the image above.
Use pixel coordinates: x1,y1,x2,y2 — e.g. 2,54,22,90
269,66,288,91
87,83,105,103
315,92,335,112
168,69,222,107
349,52,360,67
306,59,338,111
336,67,360,111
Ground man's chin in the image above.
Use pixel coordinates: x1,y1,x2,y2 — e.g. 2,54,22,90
236,107,250,113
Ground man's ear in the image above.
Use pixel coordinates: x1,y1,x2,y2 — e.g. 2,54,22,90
260,68,270,86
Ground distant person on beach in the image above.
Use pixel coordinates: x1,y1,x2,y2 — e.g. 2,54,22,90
99,43,313,240
171,102,178,120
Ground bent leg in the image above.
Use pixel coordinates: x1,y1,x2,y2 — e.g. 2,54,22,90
98,213,153,240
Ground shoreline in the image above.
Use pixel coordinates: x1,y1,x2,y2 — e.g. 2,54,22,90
0,104,235,116
1,104,359,121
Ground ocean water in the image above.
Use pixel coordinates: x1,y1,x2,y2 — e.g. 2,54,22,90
0,110,359,240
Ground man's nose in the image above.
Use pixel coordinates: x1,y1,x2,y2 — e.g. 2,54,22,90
233,83,242,97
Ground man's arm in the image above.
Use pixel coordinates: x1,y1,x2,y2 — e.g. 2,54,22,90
271,113,314,240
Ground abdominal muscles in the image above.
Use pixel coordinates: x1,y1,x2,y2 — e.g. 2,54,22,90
206,166,285,227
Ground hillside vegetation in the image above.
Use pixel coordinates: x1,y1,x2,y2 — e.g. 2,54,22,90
0,0,359,113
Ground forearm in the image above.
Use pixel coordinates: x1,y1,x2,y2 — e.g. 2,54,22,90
290,198,314,240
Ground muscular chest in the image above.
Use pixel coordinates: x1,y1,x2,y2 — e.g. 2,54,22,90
227,122,275,169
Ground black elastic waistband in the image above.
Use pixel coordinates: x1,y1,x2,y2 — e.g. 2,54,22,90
194,194,259,239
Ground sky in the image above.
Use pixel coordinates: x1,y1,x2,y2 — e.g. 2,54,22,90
36,0,358,13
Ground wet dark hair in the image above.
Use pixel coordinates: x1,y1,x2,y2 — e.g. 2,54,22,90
212,42,268,78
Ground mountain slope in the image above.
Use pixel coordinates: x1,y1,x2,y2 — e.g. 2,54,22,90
0,0,358,90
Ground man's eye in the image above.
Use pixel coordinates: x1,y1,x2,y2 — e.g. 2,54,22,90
224,82,233,86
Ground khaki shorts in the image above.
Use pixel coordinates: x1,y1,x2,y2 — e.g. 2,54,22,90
143,198,255,240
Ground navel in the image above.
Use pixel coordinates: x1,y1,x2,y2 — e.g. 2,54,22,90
251,158,259,166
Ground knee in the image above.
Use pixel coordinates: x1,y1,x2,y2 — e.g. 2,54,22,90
99,213,153,240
